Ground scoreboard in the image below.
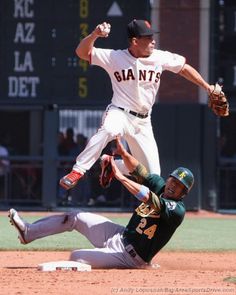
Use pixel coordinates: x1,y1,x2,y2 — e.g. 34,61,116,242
0,0,151,106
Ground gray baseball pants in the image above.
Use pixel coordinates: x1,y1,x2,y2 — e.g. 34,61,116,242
23,211,147,269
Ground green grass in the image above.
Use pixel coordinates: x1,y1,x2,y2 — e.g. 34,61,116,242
1,214,236,251
164,217,236,251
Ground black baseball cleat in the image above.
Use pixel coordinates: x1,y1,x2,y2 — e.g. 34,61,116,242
8,208,28,244
99,154,114,188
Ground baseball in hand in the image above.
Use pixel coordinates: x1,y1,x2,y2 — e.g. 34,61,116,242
103,27,110,34
98,23,111,37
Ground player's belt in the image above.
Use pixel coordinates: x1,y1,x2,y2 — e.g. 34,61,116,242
122,236,137,257
122,236,147,266
117,107,149,119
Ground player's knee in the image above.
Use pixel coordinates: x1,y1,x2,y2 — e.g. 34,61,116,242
62,212,78,231
70,250,84,262
69,250,78,261
70,250,91,266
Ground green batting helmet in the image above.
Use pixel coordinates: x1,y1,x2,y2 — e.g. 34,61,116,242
170,167,194,193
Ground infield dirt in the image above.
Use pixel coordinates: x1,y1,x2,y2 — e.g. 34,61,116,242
0,210,236,295
0,251,236,295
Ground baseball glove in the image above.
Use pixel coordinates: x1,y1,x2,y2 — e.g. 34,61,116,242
208,83,229,117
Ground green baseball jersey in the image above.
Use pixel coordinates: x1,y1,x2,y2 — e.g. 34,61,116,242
123,173,185,262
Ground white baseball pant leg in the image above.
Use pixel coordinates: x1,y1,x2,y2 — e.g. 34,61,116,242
124,115,161,175
72,107,160,176
114,114,160,175
72,107,128,173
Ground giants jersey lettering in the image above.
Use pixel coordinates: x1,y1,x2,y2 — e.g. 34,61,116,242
91,48,186,113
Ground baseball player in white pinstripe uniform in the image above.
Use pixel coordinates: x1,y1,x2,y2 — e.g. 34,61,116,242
60,19,214,190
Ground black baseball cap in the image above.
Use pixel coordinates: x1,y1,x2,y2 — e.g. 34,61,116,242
127,19,158,38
